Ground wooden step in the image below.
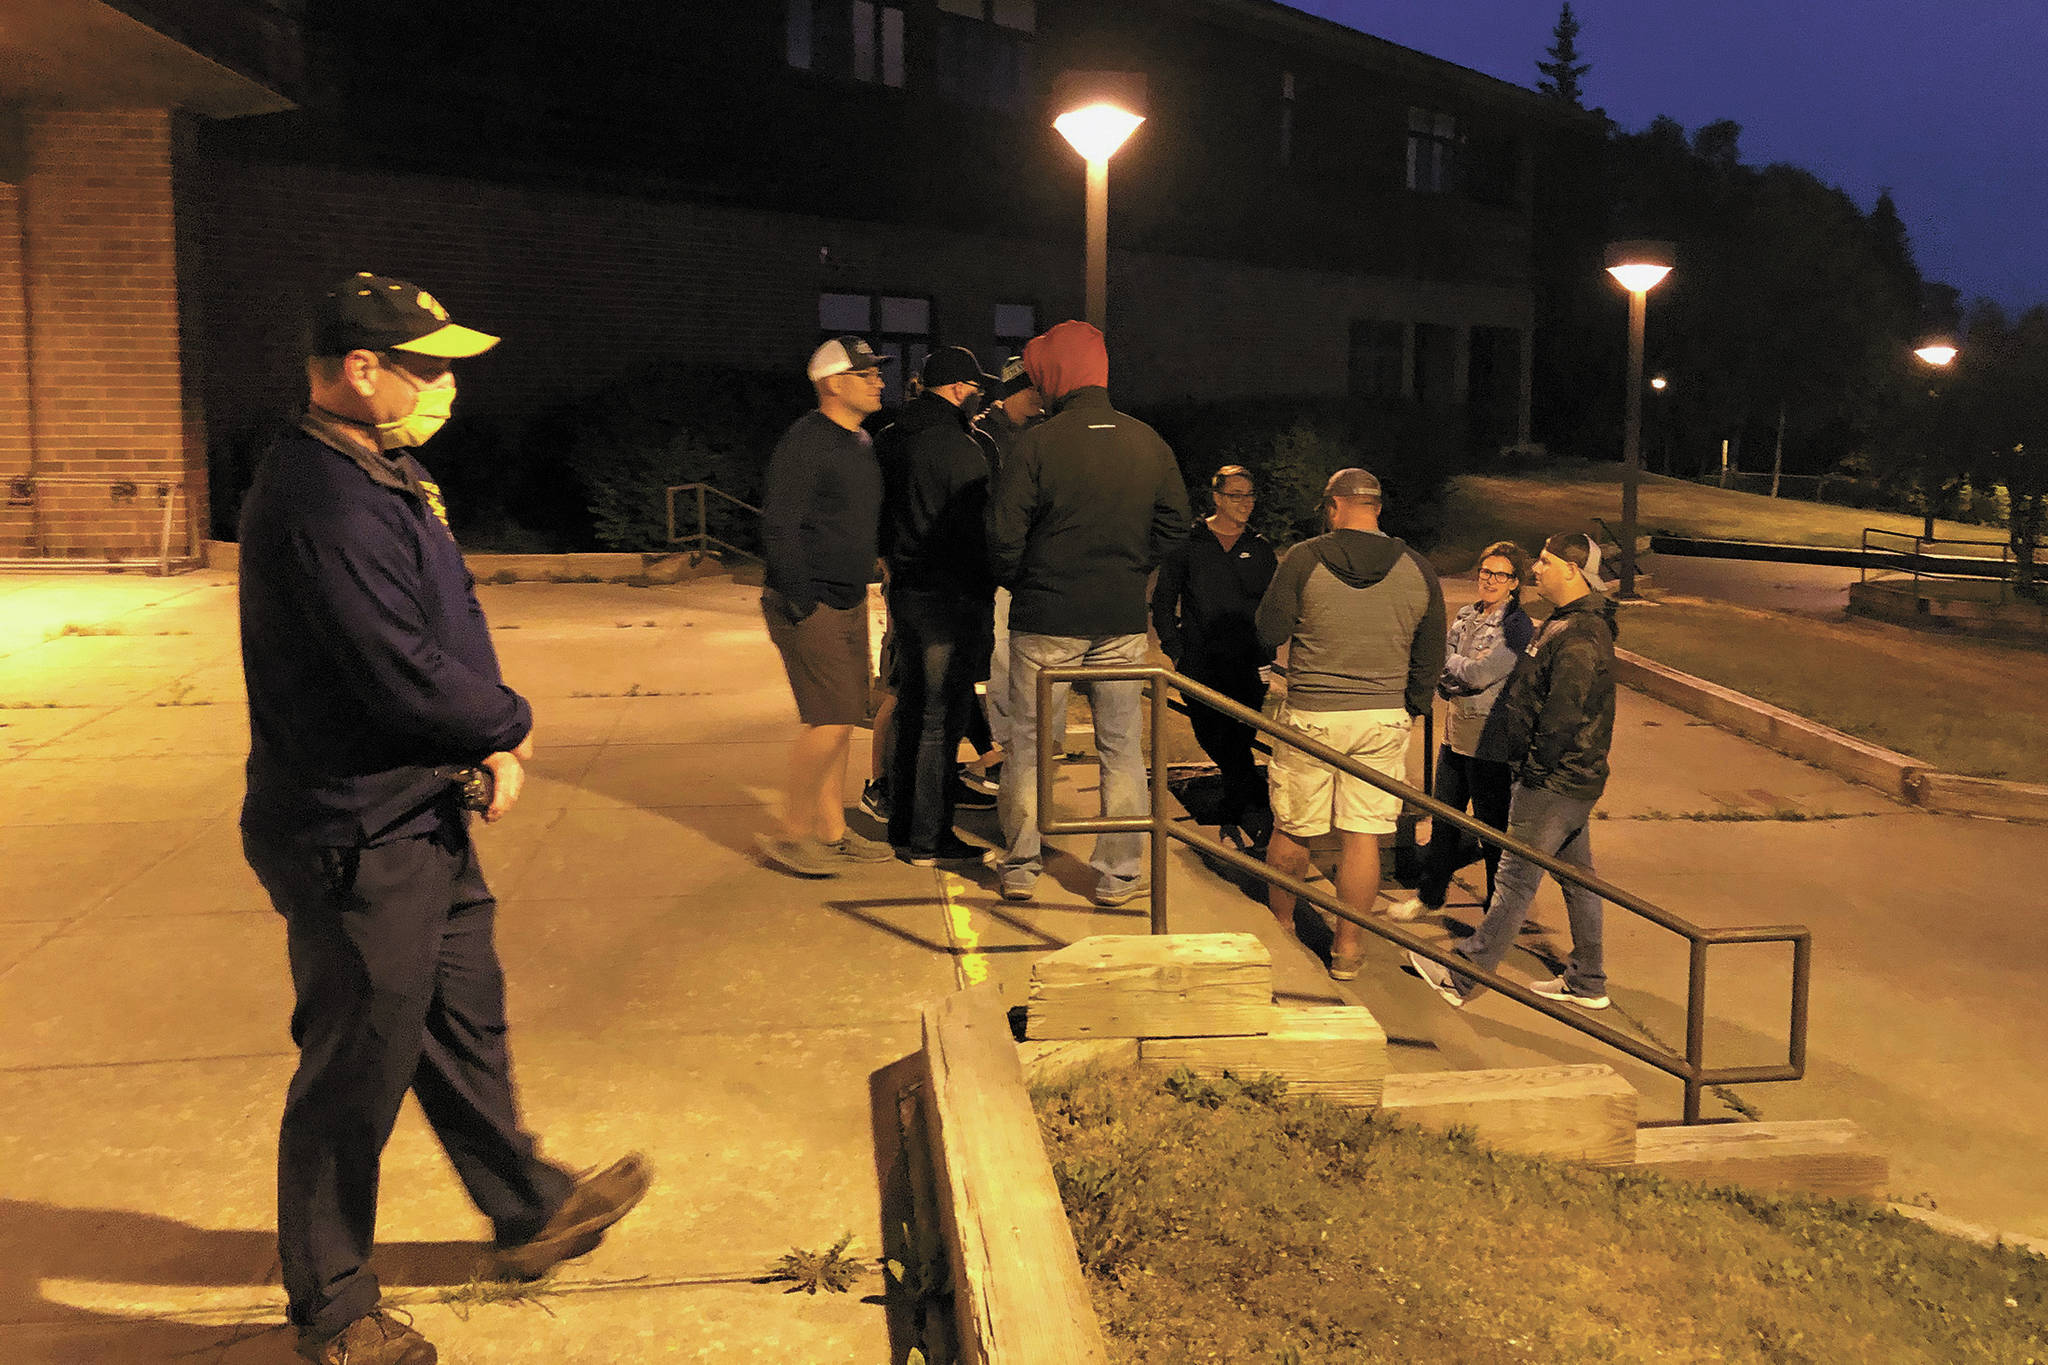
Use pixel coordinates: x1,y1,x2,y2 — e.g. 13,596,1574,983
1380,1064,1638,1166
1632,1118,1886,1199
1025,933,1274,1041
1140,1003,1389,1107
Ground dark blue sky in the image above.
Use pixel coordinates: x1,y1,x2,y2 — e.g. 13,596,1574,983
1292,1,2046,314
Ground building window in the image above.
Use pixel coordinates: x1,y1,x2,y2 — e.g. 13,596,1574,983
1406,107,1459,193
1278,72,1295,166
787,0,814,69
819,292,929,405
936,0,1033,112
1348,320,1406,401
789,1,904,88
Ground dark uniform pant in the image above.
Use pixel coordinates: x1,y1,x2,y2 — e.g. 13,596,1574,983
887,588,990,854
1183,652,1268,827
244,818,573,1339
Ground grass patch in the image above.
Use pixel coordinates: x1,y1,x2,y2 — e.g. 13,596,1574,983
1035,1066,2048,1364
1618,598,2048,784
1436,462,1998,570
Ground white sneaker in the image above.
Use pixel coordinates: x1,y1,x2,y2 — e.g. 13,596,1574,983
1386,896,1428,922
1530,976,1610,1010
1406,950,1466,1009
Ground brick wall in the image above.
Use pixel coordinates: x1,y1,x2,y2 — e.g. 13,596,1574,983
0,182,32,556
12,109,195,562
189,157,1530,430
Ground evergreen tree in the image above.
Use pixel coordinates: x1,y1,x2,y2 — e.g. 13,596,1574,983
1537,3,1591,108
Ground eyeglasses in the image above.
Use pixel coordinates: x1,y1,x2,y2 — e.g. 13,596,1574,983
1476,568,1517,583
1215,491,1256,502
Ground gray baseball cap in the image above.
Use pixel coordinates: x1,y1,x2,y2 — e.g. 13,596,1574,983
1324,468,1383,500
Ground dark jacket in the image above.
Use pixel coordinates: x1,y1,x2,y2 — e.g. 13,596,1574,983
761,409,883,619
1151,521,1278,668
1474,591,1620,800
985,387,1190,636
879,391,995,598
238,422,531,846
1256,528,1446,716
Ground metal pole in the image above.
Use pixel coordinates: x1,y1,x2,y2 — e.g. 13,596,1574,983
1619,288,1646,599
1684,938,1709,1123
1149,676,1169,934
696,485,708,563
1085,157,1108,332
156,483,176,576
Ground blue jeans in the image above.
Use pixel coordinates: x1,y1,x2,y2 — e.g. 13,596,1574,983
998,631,1148,896
1452,783,1607,999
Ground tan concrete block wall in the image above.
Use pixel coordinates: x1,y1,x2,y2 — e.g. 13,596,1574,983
20,109,192,561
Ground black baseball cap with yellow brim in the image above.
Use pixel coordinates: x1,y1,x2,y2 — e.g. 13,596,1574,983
312,272,500,358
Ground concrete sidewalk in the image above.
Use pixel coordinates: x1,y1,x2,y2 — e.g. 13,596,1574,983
0,571,2042,1364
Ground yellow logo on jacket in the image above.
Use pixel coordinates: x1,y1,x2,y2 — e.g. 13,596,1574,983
417,477,452,532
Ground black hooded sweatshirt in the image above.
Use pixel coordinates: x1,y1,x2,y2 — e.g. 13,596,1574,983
1474,591,1620,800
878,390,995,598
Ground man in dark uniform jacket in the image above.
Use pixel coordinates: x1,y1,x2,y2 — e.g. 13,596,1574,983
239,274,649,1365
1151,464,1279,847
878,346,999,864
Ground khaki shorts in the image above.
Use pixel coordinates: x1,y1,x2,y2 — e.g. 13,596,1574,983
1269,704,1413,837
763,591,870,726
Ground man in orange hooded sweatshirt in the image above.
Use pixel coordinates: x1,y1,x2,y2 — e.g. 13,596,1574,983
984,320,1190,906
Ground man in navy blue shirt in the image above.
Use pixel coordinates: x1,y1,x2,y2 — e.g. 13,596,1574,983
239,274,649,1365
755,336,897,877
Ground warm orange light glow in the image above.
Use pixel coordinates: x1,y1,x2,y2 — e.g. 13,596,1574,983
1607,263,1672,294
1914,345,1957,367
1650,376,1668,391
1054,103,1144,162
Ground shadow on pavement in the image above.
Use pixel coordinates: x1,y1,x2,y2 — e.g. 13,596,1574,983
0,1199,487,1362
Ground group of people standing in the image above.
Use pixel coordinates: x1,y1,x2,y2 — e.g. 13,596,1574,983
757,319,1187,906
229,271,1622,1364
755,316,1622,1015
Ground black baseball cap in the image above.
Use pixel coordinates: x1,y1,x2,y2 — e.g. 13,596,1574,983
921,345,995,390
312,272,500,358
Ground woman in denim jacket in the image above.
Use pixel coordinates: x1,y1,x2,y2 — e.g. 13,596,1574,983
1390,540,1534,920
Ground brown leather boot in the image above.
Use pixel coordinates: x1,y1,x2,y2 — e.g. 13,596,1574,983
491,1152,653,1280
296,1308,436,1364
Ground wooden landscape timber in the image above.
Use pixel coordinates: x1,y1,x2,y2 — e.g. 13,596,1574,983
1140,1003,1390,1107
920,984,1110,1365
1017,1037,1141,1085
1633,1118,1888,1199
1380,1064,1639,1166
1024,933,1275,1041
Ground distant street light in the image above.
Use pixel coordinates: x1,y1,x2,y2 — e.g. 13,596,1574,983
1054,73,1147,332
1912,337,1960,539
1606,240,1675,599
1649,375,1668,391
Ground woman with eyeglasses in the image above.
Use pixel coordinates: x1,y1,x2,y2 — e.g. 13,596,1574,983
1390,539,1534,921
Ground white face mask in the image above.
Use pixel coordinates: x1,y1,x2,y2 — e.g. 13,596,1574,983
375,365,456,449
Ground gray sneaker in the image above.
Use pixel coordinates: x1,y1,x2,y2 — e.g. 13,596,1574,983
829,829,895,863
755,834,839,878
1530,976,1611,1010
1090,879,1151,908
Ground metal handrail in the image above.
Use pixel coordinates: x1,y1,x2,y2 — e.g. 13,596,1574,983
664,482,763,564
1860,526,2015,603
1035,663,1811,1124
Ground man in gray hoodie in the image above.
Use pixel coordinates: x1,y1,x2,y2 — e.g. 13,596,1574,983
1255,468,1445,979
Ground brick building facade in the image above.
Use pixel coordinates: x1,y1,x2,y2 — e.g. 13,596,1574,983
7,0,1593,563
0,1,295,564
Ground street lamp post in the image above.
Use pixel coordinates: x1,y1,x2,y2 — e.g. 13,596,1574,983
1054,73,1146,333
1605,240,1675,599
1911,337,1958,541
